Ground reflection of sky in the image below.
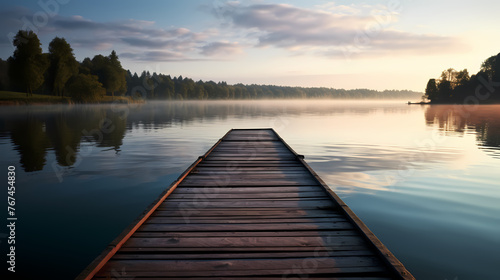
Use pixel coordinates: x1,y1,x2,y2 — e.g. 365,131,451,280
1,101,500,279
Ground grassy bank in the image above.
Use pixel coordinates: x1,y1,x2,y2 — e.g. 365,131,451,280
0,91,143,105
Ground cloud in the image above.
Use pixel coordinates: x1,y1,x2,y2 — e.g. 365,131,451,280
0,7,241,62
45,15,244,61
200,41,243,56
0,7,36,47
221,3,464,58
120,50,188,62
0,2,464,63
50,16,205,53
314,3,362,15
53,15,100,30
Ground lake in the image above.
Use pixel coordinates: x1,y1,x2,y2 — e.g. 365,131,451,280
0,100,499,279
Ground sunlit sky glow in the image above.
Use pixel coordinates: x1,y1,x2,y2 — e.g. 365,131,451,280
1,0,500,91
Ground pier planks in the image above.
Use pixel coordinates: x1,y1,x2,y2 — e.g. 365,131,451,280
77,128,414,280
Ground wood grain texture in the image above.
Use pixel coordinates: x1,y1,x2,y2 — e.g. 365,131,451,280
78,128,414,280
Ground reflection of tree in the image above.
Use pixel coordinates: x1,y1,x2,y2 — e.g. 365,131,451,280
98,110,126,152
1,106,128,172
425,105,500,150
125,101,405,131
476,123,500,148
46,115,82,166
9,116,50,172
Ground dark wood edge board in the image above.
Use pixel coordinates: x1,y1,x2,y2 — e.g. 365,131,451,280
75,130,232,280
270,128,415,280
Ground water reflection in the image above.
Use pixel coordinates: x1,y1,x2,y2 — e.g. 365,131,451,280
0,101,410,172
425,105,500,156
1,101,499,280
2,102,500,172
0,105,128,171
9,115,50,171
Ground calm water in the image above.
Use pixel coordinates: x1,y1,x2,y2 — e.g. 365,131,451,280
0,100,499,279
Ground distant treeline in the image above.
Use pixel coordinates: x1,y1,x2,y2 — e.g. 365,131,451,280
126,71,421,100
425,52,500,104
0,30,421,101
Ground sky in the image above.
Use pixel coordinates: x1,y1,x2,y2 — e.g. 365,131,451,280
1,0,499,91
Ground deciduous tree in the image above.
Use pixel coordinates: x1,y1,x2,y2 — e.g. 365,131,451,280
425,79,438,101
47,37,78,97
9,30,48,96
66,74,106,102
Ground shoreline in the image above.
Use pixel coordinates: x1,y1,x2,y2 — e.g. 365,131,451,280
0,99,144,106
0,91,144,106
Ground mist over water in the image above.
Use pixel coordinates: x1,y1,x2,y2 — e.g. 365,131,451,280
1,100,499,279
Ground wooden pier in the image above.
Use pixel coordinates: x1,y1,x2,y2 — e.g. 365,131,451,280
77,128,414,279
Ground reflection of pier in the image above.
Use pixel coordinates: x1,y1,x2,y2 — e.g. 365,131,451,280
407,101,429,105
77,129,414,279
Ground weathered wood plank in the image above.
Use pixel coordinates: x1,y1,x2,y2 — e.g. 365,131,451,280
223,138,279,142
158,199,335,209
201,159,299,163
179,179,319,187
152,209,340,217
97,257,386,275
95,268,388,277
192,170,309,175
211,149,292,153
78,129,414,280
197,164,304,168
164,198,333,204
138,222,354,232
132,230,360,238
206,156,298,160
117,245,371,253
168,191,328,199
211,148,292,152
145,217,346,224
123,235,365,248
111,250,376,260
216,141,283,146
185,173,311,180
94,277,392,280
166,196,330,201
151,214,343,220
211,149,291,153
172,186,322,193
195,164,306,169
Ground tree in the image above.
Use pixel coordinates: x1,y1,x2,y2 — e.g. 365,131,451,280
47,37,79,97
196,80,206,99
440,68,457,85
437,80,452,101
66,74,106,102
161,75,175,99
481,55,497,80
0,59,9,90
493,54,500,83
80,57,93,75
108,50,127,98
455,69,470,87
479,53,500,83
9,30,48,96
89,52,126,99
181,77,195,99
102,65,122,98
425,79,438,101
